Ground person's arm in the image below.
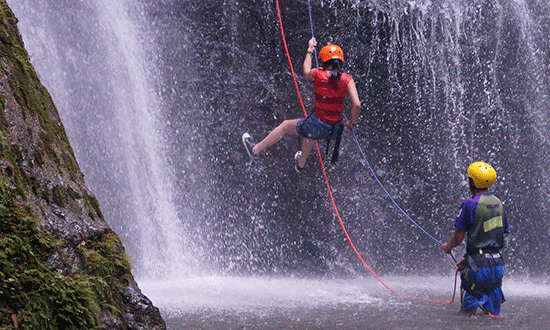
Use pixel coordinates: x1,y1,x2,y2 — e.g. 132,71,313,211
303,38,316,80
345,78,361,130
442,228,465,254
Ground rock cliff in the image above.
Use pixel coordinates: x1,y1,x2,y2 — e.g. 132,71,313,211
0,1,165,329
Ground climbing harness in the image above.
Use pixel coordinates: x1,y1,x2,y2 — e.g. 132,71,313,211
324,120,344,164
274,0,458,304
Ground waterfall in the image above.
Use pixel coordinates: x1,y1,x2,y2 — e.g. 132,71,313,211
9,0,550,280
9,2,550,327
9,0,194,278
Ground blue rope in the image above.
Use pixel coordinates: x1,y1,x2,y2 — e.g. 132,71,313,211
348,128,457,264
349,129,442,245
306,0,319,68
305,0,457,264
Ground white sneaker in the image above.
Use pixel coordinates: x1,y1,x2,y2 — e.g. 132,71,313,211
242,133,256,158
294,151,303,173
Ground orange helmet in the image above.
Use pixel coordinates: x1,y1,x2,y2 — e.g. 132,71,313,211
318,44,344,63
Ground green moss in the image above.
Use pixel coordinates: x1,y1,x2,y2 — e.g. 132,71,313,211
0,180,97,329
61,151,82,182
3,145,26,199
85,192,104,220
0,180,133,329
51,185,66,207
79,230,132,280
78,229,133,318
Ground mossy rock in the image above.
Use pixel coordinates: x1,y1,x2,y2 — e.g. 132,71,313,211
0,1,165,328
0,180,100,329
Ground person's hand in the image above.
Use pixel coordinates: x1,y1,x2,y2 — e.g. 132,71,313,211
442,243,452,254
455,258,467,271
308,38,317,50
345,119,356,131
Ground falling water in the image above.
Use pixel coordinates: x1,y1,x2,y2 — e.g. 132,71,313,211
9,0,550,328
8,0,194,277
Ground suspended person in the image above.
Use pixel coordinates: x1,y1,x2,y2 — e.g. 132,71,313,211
442,162,509,316
242,38,361,172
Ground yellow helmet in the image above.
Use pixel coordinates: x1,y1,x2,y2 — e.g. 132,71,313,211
467,162,496,188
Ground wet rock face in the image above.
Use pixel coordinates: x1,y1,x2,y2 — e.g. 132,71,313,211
0,1,165,328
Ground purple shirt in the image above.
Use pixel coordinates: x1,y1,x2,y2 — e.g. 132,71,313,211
454,193,509,233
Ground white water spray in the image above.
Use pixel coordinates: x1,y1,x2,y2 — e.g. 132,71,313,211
9,0,193,278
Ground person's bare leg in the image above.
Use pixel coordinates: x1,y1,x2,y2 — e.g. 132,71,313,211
252,119,299,155
297,138,315,168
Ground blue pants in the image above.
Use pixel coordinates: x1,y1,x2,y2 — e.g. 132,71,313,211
460,265,504,315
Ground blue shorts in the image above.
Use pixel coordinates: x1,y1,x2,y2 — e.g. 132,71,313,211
296,113,338,140
460,265,504,315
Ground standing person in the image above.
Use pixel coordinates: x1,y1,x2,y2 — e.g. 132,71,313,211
442,162,509,316
242,38,361,172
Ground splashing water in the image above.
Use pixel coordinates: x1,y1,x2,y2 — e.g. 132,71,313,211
9,0,550,326
9,0,195,278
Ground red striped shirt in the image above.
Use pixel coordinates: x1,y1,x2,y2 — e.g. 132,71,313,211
312,68,352,124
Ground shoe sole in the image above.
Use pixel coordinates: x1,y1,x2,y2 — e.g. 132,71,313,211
242,133,254,158
294,151,303,173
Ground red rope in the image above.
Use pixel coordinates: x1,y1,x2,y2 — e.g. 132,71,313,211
274,0,456,305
